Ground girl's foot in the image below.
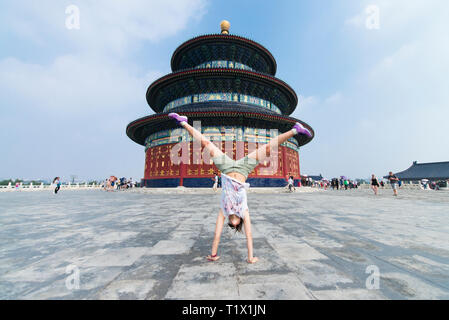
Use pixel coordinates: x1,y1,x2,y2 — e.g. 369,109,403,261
247,257,259,264
293,122,312,137
207,255,220,262
168,113,188,125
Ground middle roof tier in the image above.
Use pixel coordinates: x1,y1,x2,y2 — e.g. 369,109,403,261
146,68,299,116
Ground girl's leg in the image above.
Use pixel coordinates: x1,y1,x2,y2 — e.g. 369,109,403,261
247,123,311,162
207,209,226,261
169,113,224,159
247,129,295,162
243,209,258,264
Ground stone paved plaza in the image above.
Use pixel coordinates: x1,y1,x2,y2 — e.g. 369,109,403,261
1,188,448,300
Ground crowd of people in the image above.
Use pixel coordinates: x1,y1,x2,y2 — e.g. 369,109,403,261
420,179,446,190
209,172,404,196
98,171,447,196
46,171,445,197
103,176,136,191
300,172,444,197
211,173,298,193
329,178,359,190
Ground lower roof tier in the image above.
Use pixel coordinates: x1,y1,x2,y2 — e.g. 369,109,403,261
127,104,314,148
144,126,301,152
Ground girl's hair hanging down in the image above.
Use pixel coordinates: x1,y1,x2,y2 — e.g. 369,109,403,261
228,217,244,233
53,177,59,183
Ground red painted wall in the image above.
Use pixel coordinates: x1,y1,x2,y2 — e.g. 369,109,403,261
144,142,300,183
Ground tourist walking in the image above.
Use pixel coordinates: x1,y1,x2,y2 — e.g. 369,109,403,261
107,176,117,191
168,112,312,264
371,174,380,195
387,171,399,196
421,179,428,189
290,176,296,191
287,176,295,192
212,172,219,192
217,174,222,189
53,177,61,194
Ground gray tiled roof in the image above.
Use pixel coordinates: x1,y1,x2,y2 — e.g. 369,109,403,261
386,161,449,180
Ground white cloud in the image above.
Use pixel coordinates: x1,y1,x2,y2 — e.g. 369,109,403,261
298,95,319,110
344,12,364,28
1,0,207,55
301,0,449,179
0,0,207,116
324,92,343,104
295,92,342,115
341,0,449,174
0,0,208,179
0,55,163,115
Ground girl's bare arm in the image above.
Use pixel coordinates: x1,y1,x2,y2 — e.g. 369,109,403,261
243,210,258,263
207,210,226,261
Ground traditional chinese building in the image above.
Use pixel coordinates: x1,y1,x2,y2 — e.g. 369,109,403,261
385,161,449,182
126,21,314,187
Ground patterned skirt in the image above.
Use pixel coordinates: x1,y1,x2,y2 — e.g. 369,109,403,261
220,173,250,219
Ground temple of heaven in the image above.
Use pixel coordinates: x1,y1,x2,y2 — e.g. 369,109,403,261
126,21,315,187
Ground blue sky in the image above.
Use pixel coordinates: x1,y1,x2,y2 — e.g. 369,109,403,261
1,0,448,182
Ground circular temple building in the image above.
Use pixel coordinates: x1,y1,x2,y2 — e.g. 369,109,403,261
126,21,314,187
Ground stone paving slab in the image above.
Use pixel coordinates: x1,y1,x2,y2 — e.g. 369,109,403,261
237,274,314,300
1,188,449,300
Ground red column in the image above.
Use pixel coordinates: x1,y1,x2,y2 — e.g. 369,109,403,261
297,151,301,187
282,146,287,181
180,162,185,186
179,142,188,187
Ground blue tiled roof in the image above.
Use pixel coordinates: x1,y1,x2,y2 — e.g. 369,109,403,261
386,161,449,180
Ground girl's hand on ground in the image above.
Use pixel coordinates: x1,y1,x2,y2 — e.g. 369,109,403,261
207,255,220,262
247,257,259,264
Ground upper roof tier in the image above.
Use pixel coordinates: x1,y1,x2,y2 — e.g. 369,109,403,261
171,34,277,75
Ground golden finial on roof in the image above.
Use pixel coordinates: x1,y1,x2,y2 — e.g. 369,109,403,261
220,20,230,34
